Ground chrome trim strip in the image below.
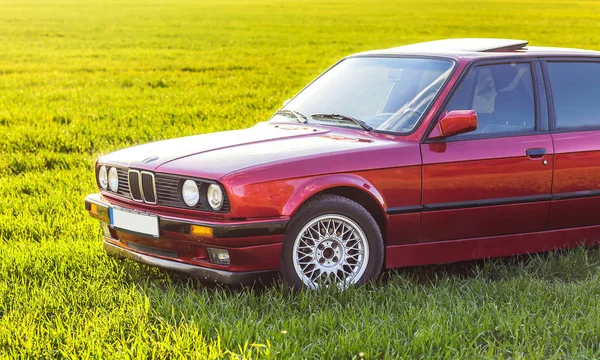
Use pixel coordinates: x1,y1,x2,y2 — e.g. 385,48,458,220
127,169,143,202
137,170,144,202
104,241,275,285
140,171,157,205
553,190,600,201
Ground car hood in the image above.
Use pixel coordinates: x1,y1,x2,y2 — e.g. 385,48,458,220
99,122,325,169
99,122,415,180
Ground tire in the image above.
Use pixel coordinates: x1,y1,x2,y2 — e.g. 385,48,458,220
280,194,384,289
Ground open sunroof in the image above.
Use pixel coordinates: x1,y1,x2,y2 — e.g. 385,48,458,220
398,38,529,52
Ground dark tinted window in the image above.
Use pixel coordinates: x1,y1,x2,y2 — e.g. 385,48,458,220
445,63,535,138
546,62,600,129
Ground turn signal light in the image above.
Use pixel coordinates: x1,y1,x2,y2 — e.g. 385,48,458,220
190,225,213,238
87,202,109,222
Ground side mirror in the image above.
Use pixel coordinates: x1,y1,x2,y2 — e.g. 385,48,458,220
428,110,477,139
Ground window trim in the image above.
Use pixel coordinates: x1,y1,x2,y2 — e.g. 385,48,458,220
533,61,550,132
422,57,549,144
541,58,600,133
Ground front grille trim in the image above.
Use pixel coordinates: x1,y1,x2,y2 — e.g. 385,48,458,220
128,170,143,202
140,171,157,204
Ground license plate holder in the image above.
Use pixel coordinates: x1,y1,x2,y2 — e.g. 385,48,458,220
109,207,160,238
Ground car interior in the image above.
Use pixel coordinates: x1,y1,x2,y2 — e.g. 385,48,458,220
446,63,536,137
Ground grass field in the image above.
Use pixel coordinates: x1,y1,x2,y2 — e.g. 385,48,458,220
2,0,600,358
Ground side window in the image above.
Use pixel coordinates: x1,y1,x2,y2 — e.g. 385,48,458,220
445,63,536,138
546,62,600,130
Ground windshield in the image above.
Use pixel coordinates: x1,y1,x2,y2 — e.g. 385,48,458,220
270,57,454,133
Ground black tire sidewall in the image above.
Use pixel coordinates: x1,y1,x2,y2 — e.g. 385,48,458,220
280,194,384,289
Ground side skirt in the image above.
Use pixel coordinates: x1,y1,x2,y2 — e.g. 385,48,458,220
385,225,600,268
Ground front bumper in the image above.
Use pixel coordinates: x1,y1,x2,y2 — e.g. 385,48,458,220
85,193,287,284
104,241,275,285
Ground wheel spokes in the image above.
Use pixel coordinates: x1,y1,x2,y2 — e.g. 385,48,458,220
292,215,369,289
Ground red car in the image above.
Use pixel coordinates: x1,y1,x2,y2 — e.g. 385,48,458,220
85,38,600,289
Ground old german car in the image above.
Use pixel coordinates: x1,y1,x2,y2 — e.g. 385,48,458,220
85,38,600,289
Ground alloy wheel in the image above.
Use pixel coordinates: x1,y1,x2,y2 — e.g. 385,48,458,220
292,214,369,288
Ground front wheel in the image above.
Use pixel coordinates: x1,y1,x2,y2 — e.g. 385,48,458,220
280,194,384,289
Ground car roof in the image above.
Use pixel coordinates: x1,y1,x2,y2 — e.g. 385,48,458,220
353,38,600,60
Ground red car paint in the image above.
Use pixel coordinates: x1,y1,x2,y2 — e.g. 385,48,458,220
85,39,600,283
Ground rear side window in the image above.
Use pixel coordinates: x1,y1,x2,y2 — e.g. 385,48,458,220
546,62,600,130
445,63,535,138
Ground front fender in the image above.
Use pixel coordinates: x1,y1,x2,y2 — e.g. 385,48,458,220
280,174,386,217
224,174,387,219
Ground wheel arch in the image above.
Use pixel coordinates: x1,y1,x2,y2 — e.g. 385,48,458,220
282,175,388,243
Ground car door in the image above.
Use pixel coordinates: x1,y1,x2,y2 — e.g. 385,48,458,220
420,60,554,242
543,59,600,229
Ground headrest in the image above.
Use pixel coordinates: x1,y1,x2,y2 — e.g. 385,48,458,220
490,64,519,90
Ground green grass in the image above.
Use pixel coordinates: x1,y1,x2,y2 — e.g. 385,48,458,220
2,0,600,357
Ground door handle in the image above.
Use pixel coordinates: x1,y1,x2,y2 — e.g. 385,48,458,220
526,148,546,159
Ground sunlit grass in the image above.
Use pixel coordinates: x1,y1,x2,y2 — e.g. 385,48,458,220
1,0,600,357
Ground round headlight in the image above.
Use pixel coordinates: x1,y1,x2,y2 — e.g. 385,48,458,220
207,184,224,211
182,180,199,207
108,167,119,192
98,165,108,190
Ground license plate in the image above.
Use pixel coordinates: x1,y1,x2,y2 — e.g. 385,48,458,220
109,207,159,238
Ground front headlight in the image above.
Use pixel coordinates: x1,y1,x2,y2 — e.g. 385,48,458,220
98,165,108,190
207,184,224,211
182,180,199,207
108,167,119,192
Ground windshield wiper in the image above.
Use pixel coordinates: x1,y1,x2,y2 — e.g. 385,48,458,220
273,109,309,124
310,113,373,131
